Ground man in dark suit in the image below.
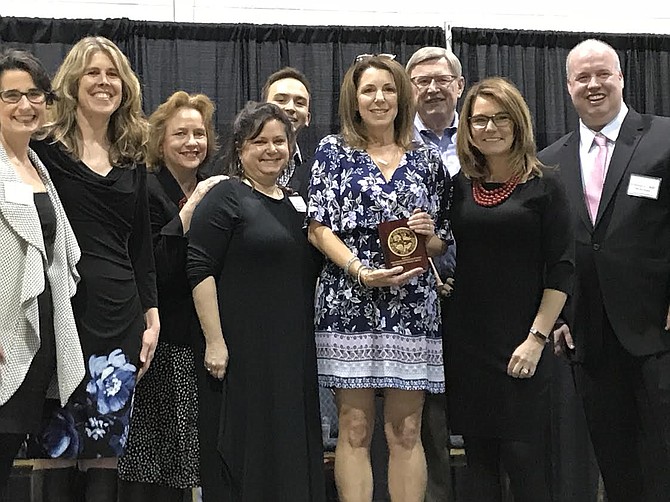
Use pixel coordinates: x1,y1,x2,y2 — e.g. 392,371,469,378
262,67,312,198
539,39,670,502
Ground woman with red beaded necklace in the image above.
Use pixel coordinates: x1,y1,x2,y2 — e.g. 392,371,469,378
445,77,574,502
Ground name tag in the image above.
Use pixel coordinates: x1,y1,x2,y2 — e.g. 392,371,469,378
627,174,661,200
288,194,307,212
4,181,34,206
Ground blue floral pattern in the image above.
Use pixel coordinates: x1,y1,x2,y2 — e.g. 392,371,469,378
86,348,137,415
38,407,80,458
29,348,136,458
307,135,450,393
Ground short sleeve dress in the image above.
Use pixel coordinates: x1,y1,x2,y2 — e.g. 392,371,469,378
186,179,325,502
28,139,157,459
446,170,574,441
307,135,451,393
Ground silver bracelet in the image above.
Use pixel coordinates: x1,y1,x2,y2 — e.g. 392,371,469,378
357,265,370,287
529,327,549,344
344,256,358,275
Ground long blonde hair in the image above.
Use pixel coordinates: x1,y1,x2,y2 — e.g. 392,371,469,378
47,36,147,166
146,91,218,171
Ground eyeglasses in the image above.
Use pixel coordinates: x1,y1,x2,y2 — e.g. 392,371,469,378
469,112,513,130
0,89,48,104
410,75,458,90
354,53,397,63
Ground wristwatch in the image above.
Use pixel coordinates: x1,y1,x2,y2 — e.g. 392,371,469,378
529,327,549,344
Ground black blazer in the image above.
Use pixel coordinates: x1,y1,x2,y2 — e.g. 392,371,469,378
288,155,312,201
539,108,670,361
147,167,201,346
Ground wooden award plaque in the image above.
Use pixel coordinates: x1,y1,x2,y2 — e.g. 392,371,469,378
377,218,428,273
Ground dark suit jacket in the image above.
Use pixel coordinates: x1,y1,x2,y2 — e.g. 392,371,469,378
539,108,670,362
288,155,312,201
147,167,201,346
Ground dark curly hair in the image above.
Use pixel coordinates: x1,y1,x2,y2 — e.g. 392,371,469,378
220,101,295,180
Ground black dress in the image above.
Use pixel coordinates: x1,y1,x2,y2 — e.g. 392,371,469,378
118,167,200,488
28,140,157,459
187,179,325,502
0,193,56,434
446,170,573,441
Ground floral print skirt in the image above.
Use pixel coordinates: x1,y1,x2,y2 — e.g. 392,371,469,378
315,261,445,393
28,347,138,459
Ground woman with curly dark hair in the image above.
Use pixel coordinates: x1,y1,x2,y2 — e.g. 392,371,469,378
187,101,325,502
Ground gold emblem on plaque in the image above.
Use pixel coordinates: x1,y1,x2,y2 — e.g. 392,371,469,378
387,227,417,257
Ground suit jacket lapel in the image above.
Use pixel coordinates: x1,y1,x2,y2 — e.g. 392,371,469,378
595,109,644,227
560,132,593,232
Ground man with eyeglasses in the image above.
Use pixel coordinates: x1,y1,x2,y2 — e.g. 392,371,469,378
540,38,670,502
407,47,464,180
405,46,464,502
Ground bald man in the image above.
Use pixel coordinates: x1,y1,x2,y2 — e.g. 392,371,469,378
539,39,670,502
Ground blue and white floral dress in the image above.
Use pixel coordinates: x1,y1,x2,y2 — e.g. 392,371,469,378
308,135,450,393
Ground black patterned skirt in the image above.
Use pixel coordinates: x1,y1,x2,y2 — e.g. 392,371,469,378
117,341,200,488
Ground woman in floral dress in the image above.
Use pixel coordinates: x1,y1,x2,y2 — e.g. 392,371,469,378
307,55,450,502
28,36,158,502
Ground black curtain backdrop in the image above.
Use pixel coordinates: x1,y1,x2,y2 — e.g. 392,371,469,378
5,18,668,502
0,16,445,157
452,27,670,150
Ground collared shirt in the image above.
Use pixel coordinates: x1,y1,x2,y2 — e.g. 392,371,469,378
278,144,303,187
412,112,459,279
413,112,461,178
578,102,628,180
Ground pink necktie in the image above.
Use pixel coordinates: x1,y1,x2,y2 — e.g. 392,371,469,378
585,134,608,223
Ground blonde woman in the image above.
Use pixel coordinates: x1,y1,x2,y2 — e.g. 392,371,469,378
118,91,225,501
28,36,158,501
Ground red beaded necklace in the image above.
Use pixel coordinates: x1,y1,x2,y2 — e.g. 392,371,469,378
472,175,520,207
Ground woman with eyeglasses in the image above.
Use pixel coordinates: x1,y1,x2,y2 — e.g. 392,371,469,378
307,55,450,501
446,77,574,502
0,48,83,499
26,37,158,502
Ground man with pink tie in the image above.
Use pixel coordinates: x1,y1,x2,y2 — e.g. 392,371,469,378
539,39,670,502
